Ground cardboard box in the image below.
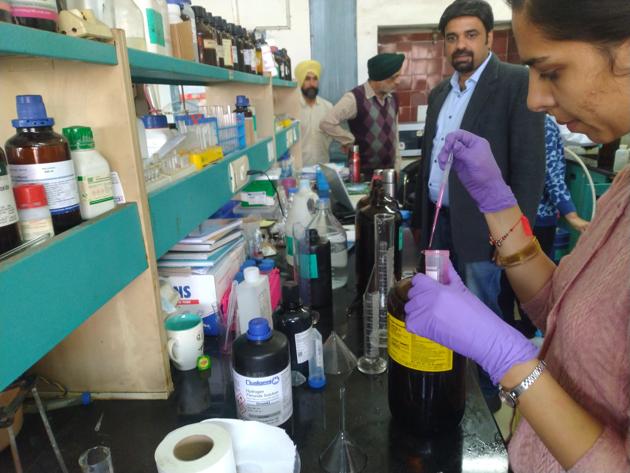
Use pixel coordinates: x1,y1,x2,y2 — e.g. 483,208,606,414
170,20,195,62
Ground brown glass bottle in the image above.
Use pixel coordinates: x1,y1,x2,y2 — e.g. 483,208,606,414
240,27,253,74
191,6,216,66
355,179,402,298
6,96,82,235
210,16,225,67
254,33,263,75
217,18,233,70
0,147,21,254
11,0,58,32
232,24,245,72
387,277,466,435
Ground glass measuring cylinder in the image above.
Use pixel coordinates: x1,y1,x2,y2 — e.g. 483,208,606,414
358,213,395,375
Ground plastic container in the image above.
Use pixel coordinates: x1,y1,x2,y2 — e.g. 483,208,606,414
0,147,20,254
154,0,172,55
13,184,54,243
62,126,115,220
113,0,147,50
387,275,466,435
166,1,181,24
11,0,59,32
141,114,174,158
133,0,169,55
285,179,318,268
5,95,82,235
232,318,293,427
308,327,326,389
236,266,273,334
308,197,348,289
273,281,313,383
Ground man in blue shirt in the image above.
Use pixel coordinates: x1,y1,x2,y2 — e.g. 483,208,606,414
411,0,545,412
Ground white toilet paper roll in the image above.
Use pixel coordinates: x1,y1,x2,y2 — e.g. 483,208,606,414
155,423,237,473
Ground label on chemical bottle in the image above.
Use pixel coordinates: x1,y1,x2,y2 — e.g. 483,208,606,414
110,172,126,204
244,49,252,67
295,327,313,364
77,173,114,206
232,364,292,426
232,45,238,64
203,38,217,50
298,254,318,279
286,235,294,256
223,39,233,66
387,313,453,372
10,0,58,20
146,8,166,47
398,226,403,251
9,162,80,215
19,218,53,242
0,175,18,227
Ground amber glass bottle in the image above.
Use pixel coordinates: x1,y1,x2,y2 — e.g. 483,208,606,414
0,147,21,254
210,16,225,67
387,276,466,435
5,96,82,235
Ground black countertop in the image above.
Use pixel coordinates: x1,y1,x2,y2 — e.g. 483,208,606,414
0,254,508,473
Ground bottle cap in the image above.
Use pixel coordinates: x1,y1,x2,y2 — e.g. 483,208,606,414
81,392,91,405
62,126,96,150
236,95,250,107
308,375,326,389
141,114,169,129
191,5,206,17
12,95,54,128
288,187,298,195
13,184,48,209
243,266,260,283
166,0,181,4
241,259,257,270
259,260,274,272
247,318,272,341
234,271,244,283
400,209,411,222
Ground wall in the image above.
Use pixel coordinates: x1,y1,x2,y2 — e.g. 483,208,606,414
379,29,520,122
197,0,312,73
356,0,513,83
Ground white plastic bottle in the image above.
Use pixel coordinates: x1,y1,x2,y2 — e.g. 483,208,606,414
284,179,318,267
236,266,273,334
62,126,115,219
133,0,168,54
175,0,199,62
113,0,146,50
614,144,629,172
155,0,172,55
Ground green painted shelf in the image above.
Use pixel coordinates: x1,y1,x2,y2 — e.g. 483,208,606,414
149,138,274,257
272,77,297,88
128,49,270,86
275,121,300,158
0,203,148,391
0,22,117,65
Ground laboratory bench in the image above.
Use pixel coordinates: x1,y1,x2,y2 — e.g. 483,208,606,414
0,255,508,473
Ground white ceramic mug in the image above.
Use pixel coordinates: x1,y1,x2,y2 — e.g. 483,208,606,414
165,313,204,371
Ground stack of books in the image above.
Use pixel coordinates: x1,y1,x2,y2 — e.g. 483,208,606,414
158,218,243,268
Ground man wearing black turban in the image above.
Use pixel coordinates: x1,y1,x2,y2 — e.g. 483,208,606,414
320,53,405,178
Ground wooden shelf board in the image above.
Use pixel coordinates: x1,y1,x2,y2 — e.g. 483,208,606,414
0,22,117,65
148,138,274,257
0,203,147,390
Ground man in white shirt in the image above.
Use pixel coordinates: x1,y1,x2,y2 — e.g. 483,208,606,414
295,60,333,167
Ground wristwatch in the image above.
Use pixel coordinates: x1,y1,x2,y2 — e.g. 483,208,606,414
498,360,546,408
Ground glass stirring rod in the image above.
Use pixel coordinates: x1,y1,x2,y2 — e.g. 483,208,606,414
428,152,454,249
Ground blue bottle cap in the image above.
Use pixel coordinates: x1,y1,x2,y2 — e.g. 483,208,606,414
241,259,257,270
288,187,298,195
234,271,244,283
247,318,272,341
141,114,169,129
12,95,54,128
259,260,274,272
400,210,411,221
81,392,91,405
261,258,275,268
236,95,250,107
308,375,326,389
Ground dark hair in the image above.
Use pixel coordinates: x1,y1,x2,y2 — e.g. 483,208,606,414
506,0,630,47
439,0,494,35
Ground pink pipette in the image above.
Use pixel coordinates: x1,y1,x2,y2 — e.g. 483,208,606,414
428,152,454,249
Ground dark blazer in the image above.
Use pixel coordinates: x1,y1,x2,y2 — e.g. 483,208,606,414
412,54,545,263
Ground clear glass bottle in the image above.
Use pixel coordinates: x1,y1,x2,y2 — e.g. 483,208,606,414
308,196,348,289
113,0,146,50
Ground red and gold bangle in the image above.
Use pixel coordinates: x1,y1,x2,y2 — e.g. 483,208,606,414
489,214,532,248
493,236,541,268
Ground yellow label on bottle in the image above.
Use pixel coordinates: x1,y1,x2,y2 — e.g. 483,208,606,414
387,313,453,372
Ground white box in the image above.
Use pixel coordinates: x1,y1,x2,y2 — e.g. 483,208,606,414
159,243,245,311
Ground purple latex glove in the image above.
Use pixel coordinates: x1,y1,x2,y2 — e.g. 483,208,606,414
438,129,517,213
404,261,538,384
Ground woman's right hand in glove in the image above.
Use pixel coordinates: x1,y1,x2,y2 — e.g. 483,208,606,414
404,261,538,385
438,129,517,213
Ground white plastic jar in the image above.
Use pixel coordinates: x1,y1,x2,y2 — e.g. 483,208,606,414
13,183,54,242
